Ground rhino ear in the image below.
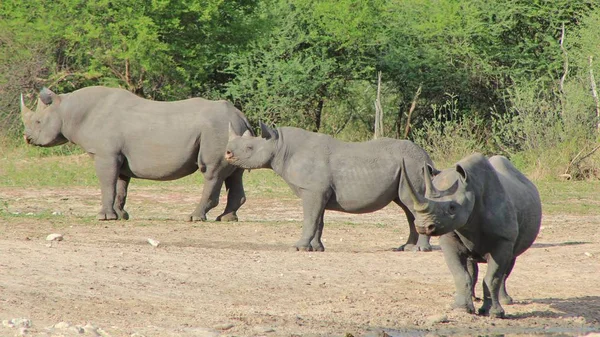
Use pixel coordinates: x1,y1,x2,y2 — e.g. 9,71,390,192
39,87,61,106
260,121,278,140
228,123,240,141
426,164,440,177
456,164,468,182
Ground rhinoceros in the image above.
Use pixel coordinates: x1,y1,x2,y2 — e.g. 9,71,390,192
225,122,436,252
20,86,253,221
400,153,542,318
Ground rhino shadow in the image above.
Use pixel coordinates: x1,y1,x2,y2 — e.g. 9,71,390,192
509,296,600,324
530,241,590,248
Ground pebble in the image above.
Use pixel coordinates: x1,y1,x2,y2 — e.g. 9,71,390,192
147,238,160,247
2,318,32,329
584,252,593,257
46,233,64,241
213,323,234,331
253,326,275,333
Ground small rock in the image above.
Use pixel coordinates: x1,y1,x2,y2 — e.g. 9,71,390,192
2,320,13,328
18,327,28,336
70,325,85,334
425,314,449,326
52,211,62,216
8,318,32,329
130,333,146,337
584,252,593,257
147,238,160,247
46,233,64,241
53,322,70,329
214,323,234,331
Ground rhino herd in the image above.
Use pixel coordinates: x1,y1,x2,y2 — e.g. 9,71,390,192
20,86,542,319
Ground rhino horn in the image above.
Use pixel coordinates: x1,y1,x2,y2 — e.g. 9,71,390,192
20,93,33,121
242,130,252,138
228,123,240,141
400,159,428,211
423,164,441,198
260,121,278,140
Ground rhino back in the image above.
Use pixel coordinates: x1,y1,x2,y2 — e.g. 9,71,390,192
63,86,248,180
489,156,542,255
274,128,432,212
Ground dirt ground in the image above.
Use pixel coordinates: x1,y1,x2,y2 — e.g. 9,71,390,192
1,185,599,337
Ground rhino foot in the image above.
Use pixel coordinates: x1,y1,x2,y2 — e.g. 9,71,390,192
186,214,207,222
478,306,505,318
97,211,118,221
310,243,325,252
294,246,313,252
395,243,432,252
451,301,476,314
115,209,129,220
215,212,238,222
499,295,513,305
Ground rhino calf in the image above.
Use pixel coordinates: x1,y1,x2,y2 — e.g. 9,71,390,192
21,86,253,221
225,122,436,252
400,153,542,318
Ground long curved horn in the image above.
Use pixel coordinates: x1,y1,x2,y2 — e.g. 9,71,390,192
20,94,33,122
400,159,428,211
423,164,441,198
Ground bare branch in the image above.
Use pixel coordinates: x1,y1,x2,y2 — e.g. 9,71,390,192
403,84,422,139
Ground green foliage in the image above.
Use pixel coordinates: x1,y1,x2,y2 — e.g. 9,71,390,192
1,0,600,180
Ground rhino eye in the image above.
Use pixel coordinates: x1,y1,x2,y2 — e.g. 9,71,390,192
448,204,456,214
246,145,253,151
35,120,41,124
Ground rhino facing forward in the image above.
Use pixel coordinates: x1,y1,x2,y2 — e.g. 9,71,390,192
400,153,542,318
225,122,435,252
21,86,253,221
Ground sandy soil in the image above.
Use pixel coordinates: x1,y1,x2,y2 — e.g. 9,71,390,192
0,185,599,337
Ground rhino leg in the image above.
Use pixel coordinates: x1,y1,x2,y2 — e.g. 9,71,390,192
295,192,329,251
94,155,122,221
113,174,130,220
499,258,516,305
467,257,481,301
216,168,246,222
187,175,224,221
309,210,326,252
478,243,513,318
439,233,476,314
395,200,432,252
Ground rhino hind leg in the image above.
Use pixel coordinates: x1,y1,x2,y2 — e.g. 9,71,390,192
187,175,224,221
113,174,130,220
478,246,513,318
309,210,326,252
499,258,516,305
216,169,246,222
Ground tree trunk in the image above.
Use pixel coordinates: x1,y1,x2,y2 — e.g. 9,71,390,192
314,99,324,132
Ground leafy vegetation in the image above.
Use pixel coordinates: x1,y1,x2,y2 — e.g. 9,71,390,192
1,0,600,179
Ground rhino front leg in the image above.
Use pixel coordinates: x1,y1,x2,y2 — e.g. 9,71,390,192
216,168,246,222
478,242,513,318
94,155,122,221
188,175,224,221
439,232,476,314
295,192,329,251
114,174,130,220
309,210,326,252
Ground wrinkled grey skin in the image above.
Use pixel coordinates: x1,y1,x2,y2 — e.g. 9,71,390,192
21,86,253,221
226,122,435,252
400,153,542,318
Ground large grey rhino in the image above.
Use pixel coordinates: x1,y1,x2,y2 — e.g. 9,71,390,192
400,153,542,318
20,86,253,221
225,122,435,252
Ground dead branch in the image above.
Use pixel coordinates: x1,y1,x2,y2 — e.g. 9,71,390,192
374,71,384,139
403,84,422,139
559,22,568,116
589,56,600,132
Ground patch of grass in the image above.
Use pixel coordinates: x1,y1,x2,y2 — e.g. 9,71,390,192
536,180,600,215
